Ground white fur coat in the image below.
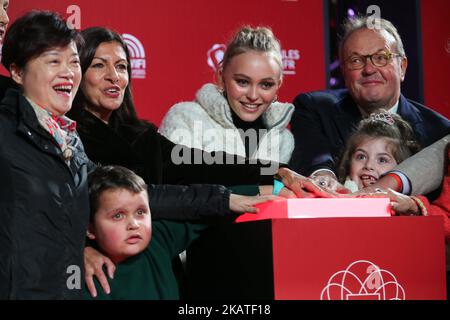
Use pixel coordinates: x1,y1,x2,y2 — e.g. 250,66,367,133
158,83,295,163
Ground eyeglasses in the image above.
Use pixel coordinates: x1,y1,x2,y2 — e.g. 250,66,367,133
344,52,403,70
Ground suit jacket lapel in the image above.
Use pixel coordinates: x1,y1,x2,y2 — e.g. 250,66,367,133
335,93,362,143
397,94,425,144
397,94,422,125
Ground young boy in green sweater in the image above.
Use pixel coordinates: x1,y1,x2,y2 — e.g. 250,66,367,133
84,165,271,299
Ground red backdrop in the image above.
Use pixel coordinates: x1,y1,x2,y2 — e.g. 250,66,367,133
421,0,450,119
3,0,326,125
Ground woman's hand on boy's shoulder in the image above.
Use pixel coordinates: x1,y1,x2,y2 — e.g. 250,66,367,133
84,246,116,298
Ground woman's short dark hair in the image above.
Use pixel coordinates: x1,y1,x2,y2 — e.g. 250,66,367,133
70,27,152,131
1,10,83,71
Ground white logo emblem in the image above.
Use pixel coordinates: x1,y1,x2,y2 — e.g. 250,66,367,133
207,44,226,71
122,34,147,79
321,260,405,300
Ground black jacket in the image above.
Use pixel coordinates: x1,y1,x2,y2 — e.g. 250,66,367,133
0,75,18,103
72,109,276,185
0,89,92,299
289,89,450,176
70,110,275,220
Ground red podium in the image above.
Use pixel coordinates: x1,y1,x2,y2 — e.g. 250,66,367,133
186,199,447,300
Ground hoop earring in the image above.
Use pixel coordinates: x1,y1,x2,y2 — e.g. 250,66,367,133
218,87,227,98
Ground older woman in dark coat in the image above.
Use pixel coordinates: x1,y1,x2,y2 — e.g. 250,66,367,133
0,11,90,299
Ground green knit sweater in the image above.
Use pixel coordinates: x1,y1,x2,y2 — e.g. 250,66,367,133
84,220,206,300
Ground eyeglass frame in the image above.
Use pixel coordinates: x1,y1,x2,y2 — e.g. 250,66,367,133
343,51,404,70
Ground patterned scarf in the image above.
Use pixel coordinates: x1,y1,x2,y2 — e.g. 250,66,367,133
26,97,80,165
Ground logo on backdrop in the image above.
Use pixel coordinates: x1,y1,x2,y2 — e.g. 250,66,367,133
282,49,300,75
207,44,226,71
320,260,405,300
206,44,300,76
122,34,147,79
446,37,450,54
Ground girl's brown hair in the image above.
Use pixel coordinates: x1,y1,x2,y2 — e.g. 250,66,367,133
338,110,421,183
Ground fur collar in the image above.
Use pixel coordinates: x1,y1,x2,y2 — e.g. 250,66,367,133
195,83,294,130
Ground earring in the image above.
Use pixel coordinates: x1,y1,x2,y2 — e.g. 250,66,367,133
218,87,227,98
272,95,278,104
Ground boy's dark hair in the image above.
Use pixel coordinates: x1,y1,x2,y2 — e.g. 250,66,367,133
2,10,84,71
338,110,421,183
88,165,148,222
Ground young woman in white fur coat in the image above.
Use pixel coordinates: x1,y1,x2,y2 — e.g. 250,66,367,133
159,26,294,164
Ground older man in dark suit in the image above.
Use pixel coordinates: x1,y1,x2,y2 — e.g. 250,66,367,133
289,16,449,190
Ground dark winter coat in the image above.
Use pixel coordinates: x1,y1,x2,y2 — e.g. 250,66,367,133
0,89,92,299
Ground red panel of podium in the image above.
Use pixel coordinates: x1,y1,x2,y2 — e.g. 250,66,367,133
271,217,446,300
186,199,447,300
